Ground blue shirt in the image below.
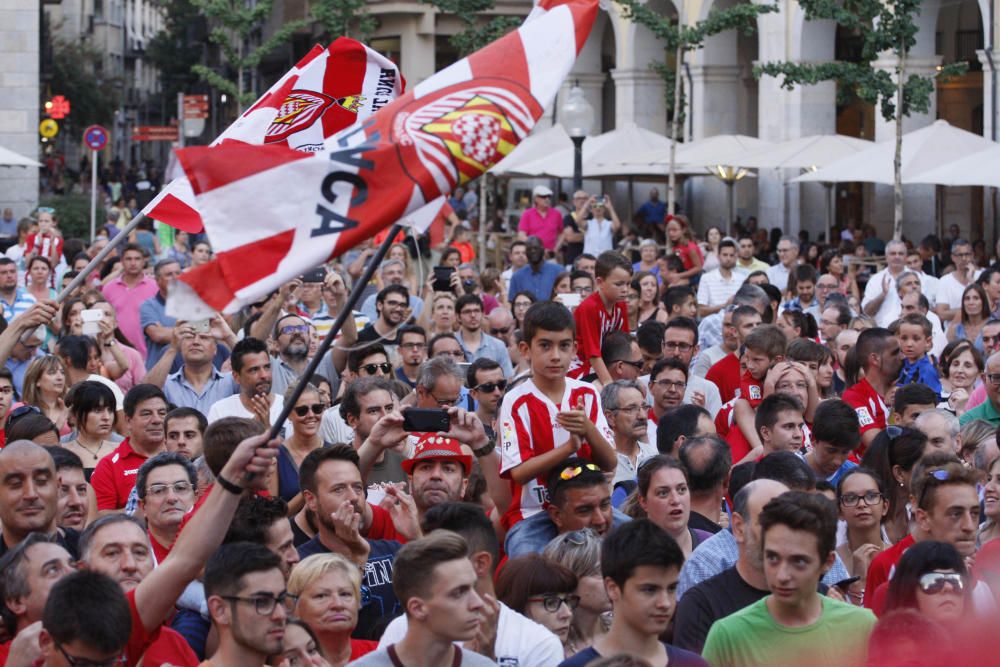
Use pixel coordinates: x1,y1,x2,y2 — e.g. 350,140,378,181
140,293,230,372
163,367,238,415
6,348,44,395
636,200,667,227
508,261,563,301
560,644,707,667
505,509,632,558
827,459,859,487
456,330,514,378
0,288,36,323
898,355,942,397
298,536,402,639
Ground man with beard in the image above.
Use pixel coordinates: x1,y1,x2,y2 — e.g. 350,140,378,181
602,380,656,488
268,313,337,395
297,444,402,638
358,284,411,348
401,434,472,522
203,543,292,667
842,328,903,450
674,478,792,653
165,407,207,461
45,446,88,532
207,338,289,436
0,441,80,557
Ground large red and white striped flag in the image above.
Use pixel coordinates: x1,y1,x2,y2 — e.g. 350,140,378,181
141,38,404,233
168,0,598,318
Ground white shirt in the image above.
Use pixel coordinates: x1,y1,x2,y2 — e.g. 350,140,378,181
583,217,614,256
686,374,722,417
696,268,746,309
206,393,291,436
378,601,564,667
690,344,729,379
861,267,906,328
766,263,793,292
613,439,658,487
937,269,984,310
320,407,354,444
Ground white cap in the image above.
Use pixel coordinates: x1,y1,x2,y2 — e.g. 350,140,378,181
532,185,553,198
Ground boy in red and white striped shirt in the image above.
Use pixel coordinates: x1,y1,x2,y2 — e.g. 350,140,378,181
499,301,617,531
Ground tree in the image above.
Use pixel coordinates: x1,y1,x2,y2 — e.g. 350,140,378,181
146,0,205,107
311,0,378,43
755,0,965,240
190,0,308,112
44,40,121,133
617,0,778,216
418,0,522,57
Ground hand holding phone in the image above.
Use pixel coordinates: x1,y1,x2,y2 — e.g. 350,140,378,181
402,408,451,433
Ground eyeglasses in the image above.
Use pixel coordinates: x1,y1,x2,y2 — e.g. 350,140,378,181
839,491,884,507
400,342,425,350
490,326,512,336
221,592,298,615
616,359,644,370
361,363,393,375
536,194,552,199
146,481,194,498
279,324,309,336
527,593,581,613
293,403,326,417
918,571,965,595
572,285,594,295
663,341,694,352
559,463,601,480
952,252,972,258
56,644,125,667
816,283,838,290
474,380,507,393
652,379,686,391
431,394,460,407
612,404,645,416
986,373,1000,386
917,468,953,509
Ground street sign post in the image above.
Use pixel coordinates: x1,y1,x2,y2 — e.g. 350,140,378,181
83,125,109,243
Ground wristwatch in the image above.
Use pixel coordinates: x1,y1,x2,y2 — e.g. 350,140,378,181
472,437,496,457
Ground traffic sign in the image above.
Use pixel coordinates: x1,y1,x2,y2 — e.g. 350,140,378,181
83,125,108,151
39,119,59,139
45,95,71,120
132,125,180,141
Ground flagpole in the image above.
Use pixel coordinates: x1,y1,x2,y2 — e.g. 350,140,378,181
57,213,146,303
265,223,404,441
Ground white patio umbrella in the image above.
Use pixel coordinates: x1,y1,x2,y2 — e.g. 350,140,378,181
490,124,572,176
907,143,1000,187
794,120,995,185
0,145,41,168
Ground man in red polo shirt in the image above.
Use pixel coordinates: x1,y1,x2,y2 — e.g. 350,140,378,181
842,328,902,454
91,384,169,512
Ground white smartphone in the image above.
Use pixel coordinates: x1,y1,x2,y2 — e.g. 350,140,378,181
81,309,102,336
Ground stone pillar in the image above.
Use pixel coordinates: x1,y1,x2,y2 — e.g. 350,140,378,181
610,68,667,134
871,55,942,241
0,0,40,218
687,64,743,140
979,49,997,245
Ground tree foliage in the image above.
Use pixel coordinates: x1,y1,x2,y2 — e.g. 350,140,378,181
311,0,378,43
45,39,121,131
190,0,308,111
146,0,205,106
418,0,521,56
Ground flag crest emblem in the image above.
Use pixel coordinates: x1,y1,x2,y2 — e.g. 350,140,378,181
336,95,366,113
420,95,518,185
265,90,336,143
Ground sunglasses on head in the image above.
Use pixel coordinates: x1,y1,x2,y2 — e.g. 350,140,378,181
362,362,392,375
918,571,964,595
293,403,325,417
559,463,601,481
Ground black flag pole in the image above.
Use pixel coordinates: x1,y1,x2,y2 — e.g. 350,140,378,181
265,224,405,441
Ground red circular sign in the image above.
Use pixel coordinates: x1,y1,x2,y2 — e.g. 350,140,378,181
84,125,108,151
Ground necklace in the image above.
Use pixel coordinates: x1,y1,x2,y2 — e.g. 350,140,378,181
73,438,105,461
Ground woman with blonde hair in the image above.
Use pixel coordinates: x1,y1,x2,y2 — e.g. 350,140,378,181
22,355,70,435
386,242,419,293
417,290,458,335
543,529,612,656
288,553,378,666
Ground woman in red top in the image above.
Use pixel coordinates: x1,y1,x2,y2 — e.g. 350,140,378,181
665,215,703,282
288,553,378,666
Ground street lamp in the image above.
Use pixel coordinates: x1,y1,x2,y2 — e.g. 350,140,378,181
561,84,594,191
709,165,748,235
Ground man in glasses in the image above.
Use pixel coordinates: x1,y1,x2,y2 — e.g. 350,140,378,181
455,294,513,378
468,359,505,440
936,238,983,321
601,380,655,488
647,358,690,447
960,350,1000,427
204,542,292,667
267,313,336,395
359,260,424,324
600,331,644,384
395,324,427,389
662,318,721,417
134,452,197,563
765,236,800,293
416,355,469,412
865,453,983,615
358,284,411,349
485,307,519,367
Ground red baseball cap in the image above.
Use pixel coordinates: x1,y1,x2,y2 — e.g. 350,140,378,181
401,434,472,476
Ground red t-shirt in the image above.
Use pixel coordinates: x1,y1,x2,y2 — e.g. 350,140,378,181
738,369,764,409
842,378,889,459
706,353,741,404
569,291,629,378
140,626,199,667
368,503,407,543
91,439,153,511
150,531,172,565
864,534,915,612
25,232,64,263
351,639,379,659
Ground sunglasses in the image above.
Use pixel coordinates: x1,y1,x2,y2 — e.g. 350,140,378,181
559,463,601,481
36,207,55,214
490,326,512,335
918,571,964,595
917,468,952,509
474,380,507,393
280,324,309,336
361,362,392,375
293,403,325,417
616,359,644,370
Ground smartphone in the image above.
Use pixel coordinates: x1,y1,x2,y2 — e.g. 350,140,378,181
191,319,211,334
555,292,582,309
833,576,861,591
81,309,102,336
300,267,326,283
402,407,451,433
433,266,455,293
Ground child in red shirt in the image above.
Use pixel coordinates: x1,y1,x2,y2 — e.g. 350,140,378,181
730,324,787,464
570,250,632,384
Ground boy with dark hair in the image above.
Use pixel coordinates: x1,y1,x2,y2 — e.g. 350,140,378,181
753,393,805,457
892,382,939,427
558,519,707,667
38,570,133,667
663,285,697,320
804,398,860,485
730,325,787,459
706,304,763,404
636,320,666,374
570,250,632,384
702,492,876,667
500,303,616,530
892,313,941,396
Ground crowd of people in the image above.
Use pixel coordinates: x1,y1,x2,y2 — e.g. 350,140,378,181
2,189,1000,667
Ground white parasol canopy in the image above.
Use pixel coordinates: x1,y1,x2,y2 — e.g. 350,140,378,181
907,143,1000,187
0,145,41,168
731,134,874,170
